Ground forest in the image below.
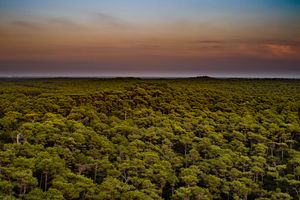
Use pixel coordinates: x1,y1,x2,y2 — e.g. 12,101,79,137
0,77,300,200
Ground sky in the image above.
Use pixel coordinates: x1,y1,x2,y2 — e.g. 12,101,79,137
0,0,300,77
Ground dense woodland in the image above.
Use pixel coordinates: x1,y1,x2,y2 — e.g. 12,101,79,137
0,77,300,200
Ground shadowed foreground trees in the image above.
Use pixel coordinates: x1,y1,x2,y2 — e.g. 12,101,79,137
0,78,300,199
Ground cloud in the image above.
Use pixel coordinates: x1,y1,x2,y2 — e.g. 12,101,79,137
264,44,295,56
191,40,226,44
10,17,81,31
47,18,82,28
94,12,131,29
236,40,300,59
11,20,44,30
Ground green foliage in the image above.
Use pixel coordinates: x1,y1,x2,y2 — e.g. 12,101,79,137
0,78,300,199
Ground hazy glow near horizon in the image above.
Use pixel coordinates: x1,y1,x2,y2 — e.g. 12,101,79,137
0,0,300,77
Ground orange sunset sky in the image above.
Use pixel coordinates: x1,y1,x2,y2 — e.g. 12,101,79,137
0,0,300,77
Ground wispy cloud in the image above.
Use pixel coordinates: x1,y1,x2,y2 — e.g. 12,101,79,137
264,44,295,56
10,17,83,31
48,18,82,28
238,42,299,58
94,12,132,29
11,20,43,30
191,40,226,44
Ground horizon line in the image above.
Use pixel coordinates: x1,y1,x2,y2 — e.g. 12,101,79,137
0,75,300,80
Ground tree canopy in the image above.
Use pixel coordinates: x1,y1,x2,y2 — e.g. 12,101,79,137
0,78,300,199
